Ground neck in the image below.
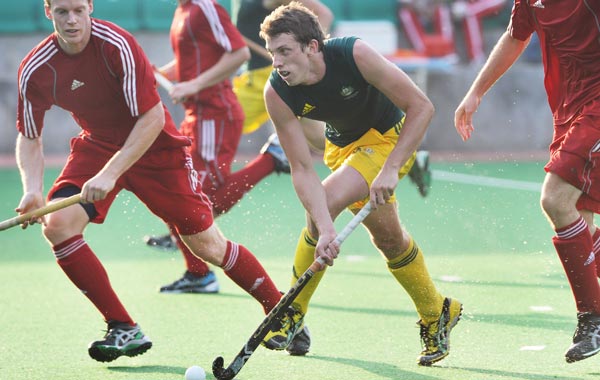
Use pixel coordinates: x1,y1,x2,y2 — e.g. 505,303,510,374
304,52,326,85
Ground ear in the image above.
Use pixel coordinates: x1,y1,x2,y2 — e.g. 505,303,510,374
44,5,52,20
308,39,319,54
89,0,94,14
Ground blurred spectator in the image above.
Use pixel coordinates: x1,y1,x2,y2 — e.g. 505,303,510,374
398,0,507,63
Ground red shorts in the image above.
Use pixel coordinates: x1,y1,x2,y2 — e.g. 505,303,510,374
545,97,600,213
180,112,243,197
49,136,214,235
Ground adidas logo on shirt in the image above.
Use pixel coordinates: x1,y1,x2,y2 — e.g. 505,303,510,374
71,79,85,91
302,103,315,115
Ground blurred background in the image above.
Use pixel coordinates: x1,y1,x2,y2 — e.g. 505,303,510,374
0,0,548,163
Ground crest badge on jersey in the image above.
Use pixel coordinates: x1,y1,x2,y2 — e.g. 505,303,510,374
340,85,358,99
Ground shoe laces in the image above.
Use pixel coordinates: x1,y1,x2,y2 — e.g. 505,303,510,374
103,323,140,347
419,321,443,352
574,313,600,342
419,310,450,354
271,307,303,334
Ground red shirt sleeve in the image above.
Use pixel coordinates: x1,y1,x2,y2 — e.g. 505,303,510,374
99,22,161,118
508,0,535,41
16,42,55,138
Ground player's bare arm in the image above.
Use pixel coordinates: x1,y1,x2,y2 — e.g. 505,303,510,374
15,134,46,227
156,60,177,81
352,39,433,205
81,102,165,203
455,31,529,141
264,84,339,264
171,46,250,102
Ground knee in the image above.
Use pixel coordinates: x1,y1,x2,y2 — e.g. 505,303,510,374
540,191,564,221
42,214,77,245
180,229,227,266
372,233,405,257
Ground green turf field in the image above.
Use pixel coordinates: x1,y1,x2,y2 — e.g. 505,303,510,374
1,161,599,380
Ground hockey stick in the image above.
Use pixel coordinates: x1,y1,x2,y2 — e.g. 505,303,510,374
0,194,82,231
212,202,373,380
154,70,174,92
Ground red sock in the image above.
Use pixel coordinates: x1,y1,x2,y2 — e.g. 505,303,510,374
169,225,210,276
553,217,600,314
211,154,274,215
53,235,134,325
592,227,600,278
220,241,281,313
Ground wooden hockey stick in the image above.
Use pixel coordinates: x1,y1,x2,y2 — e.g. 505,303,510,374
0,194,82,231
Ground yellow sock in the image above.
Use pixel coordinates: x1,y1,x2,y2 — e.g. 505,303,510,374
387,237,444,324
290,228,326,314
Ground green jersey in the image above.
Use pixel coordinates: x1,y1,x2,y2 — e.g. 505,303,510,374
235,0,272,70
269,36,404,147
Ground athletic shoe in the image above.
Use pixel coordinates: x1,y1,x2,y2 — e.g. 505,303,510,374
287,325,311,356
262,306,305,350
407,150,432,197
159,270,219,294
88,321,152,362
417,297,463,366
261,133,290,174
144,233,177,251
565,312,600,363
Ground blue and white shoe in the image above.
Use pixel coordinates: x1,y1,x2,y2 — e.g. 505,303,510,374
261,133,290,174
159,270,220,294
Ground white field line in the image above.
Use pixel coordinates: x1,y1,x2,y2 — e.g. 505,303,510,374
520,345,546,351
432,170,542,192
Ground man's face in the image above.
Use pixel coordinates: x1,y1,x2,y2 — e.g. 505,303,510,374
266,33,312,87
45,0,93,54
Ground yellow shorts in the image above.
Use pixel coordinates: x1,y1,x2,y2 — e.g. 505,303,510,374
233,66,272,134
323,123,416,210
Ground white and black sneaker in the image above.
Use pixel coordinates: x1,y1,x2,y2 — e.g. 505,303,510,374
407,150,431,197
144,233,177,251
287,325,311,356
261,133,290,174
565,312,600,363
88,321,152,362
159,270,220,294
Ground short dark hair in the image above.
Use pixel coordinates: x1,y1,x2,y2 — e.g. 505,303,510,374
44,0,93,8
259,1,326,51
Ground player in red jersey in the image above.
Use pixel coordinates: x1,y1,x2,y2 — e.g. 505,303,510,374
145,0,290,294
398,0,507,63
15,0,284,363
455,0,600,363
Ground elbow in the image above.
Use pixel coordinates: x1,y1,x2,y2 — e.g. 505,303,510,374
425,98,435,120
241,46,251,62
151,103,166,133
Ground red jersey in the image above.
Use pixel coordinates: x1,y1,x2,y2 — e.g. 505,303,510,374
170,0,245,118
509,0,600,123
17,18,189,151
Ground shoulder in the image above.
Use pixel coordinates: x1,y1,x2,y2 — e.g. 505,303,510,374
19,36,59,80
90,18,139,49
324,36,358,55
90,19,148,63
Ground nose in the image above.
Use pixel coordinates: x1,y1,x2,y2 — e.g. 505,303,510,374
67,11,77,24
271,55,281,69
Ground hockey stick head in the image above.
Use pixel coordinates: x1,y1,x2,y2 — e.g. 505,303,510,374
212,356,235,380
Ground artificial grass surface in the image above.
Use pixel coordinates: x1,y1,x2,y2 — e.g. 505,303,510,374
1,161,598,379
